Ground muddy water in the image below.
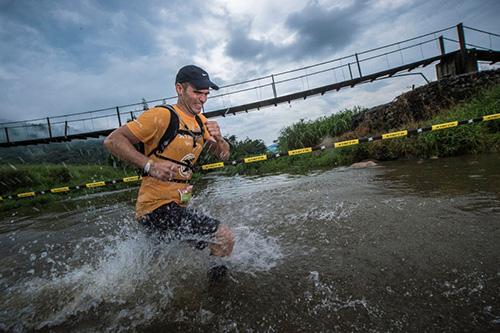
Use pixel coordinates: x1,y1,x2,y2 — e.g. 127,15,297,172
0,154,499,332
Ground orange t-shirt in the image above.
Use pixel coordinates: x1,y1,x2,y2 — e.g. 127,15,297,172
127,105,209,218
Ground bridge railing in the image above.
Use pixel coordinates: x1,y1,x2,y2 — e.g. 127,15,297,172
197,24,500,114
1,24,499,145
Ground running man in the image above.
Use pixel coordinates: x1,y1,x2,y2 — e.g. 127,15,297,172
104,65,234,257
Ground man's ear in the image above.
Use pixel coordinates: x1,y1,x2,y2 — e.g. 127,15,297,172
175,82,183,95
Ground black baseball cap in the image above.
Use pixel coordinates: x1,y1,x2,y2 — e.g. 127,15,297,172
175,65,219,90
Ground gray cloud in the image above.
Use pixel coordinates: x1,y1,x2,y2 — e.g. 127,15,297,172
225,24,276,61
284,1,362,58
0,0,202,72
0,0,499,144
0,0,211,121
225,0,363,63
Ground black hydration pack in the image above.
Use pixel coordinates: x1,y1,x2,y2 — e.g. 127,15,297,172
137,105,205,172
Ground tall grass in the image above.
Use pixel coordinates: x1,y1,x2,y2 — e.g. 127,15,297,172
277,107,364,150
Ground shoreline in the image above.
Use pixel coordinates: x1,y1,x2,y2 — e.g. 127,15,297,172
1,81,499,211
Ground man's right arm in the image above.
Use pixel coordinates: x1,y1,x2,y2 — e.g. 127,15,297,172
104,126,180,180
104,126,149,170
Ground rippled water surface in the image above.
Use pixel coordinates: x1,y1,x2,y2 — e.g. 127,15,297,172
1,154,499,332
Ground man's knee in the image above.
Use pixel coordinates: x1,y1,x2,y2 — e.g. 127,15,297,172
210,224,234,257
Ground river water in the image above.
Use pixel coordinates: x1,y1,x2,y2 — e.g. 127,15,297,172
0,154,499,332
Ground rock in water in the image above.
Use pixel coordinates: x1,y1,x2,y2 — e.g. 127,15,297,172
351,160,378,168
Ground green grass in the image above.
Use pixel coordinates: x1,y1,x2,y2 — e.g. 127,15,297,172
350,84,500,161
0,164,134,196
0,164,138,211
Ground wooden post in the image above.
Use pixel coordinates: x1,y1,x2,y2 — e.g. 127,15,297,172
456,22,477,74
439,36,445,56
4,127,9,143
457,23,467,73
47,117,52,138
64,121,68,137
116,107,122,126
457,23,466,57
271,74,277,99
355,53,362,77
436,23,478,79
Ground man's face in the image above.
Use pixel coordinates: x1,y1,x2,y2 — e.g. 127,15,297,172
177,83,209,115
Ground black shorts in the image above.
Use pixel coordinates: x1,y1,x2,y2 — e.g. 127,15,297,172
138,202,220,247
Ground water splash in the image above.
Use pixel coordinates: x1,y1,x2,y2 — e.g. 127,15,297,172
1,202,285,332
298,270,381,327
2,223,180,331
226,225,283,273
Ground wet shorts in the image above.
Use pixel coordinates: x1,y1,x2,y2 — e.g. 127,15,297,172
138,202,220,247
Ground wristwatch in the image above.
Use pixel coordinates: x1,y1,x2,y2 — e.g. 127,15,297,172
143,159,154,174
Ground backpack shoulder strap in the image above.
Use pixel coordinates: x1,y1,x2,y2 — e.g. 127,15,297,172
146,105,179,157
194,115,205,137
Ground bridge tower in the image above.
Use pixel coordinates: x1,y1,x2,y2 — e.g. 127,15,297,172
436,23,479,79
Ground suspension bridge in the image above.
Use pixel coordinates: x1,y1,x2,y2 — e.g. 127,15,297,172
1,23,499,148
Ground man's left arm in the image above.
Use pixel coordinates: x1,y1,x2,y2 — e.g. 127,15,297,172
204,120,230,161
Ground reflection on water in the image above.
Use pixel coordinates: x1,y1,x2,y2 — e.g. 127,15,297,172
374,154,500,199
0,154,499,332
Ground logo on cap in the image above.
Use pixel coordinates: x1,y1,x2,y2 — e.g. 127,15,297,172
175,65,219,90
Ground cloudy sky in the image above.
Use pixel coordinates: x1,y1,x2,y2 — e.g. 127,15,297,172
0,0,499,144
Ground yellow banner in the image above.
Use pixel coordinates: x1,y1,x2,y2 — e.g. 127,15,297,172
86,181,106,188
244,155,268,163
50,187,69,193
18,192,35,198
432,121,458,131
123,176,140,183
201,162,225,170
483,113,500,121
334,139,359,148
288,147,313,156
382,130,408,140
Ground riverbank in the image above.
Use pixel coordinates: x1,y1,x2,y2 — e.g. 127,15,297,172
0,164,137,212
1,75,499,210
0,164,206,213
225,81,500,176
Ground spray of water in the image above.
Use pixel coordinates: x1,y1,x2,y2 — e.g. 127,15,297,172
1,199,284,332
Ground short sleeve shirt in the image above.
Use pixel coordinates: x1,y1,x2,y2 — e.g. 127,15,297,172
127,105,209,218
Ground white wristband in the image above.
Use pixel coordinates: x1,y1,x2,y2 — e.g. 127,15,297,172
143,160,153,174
